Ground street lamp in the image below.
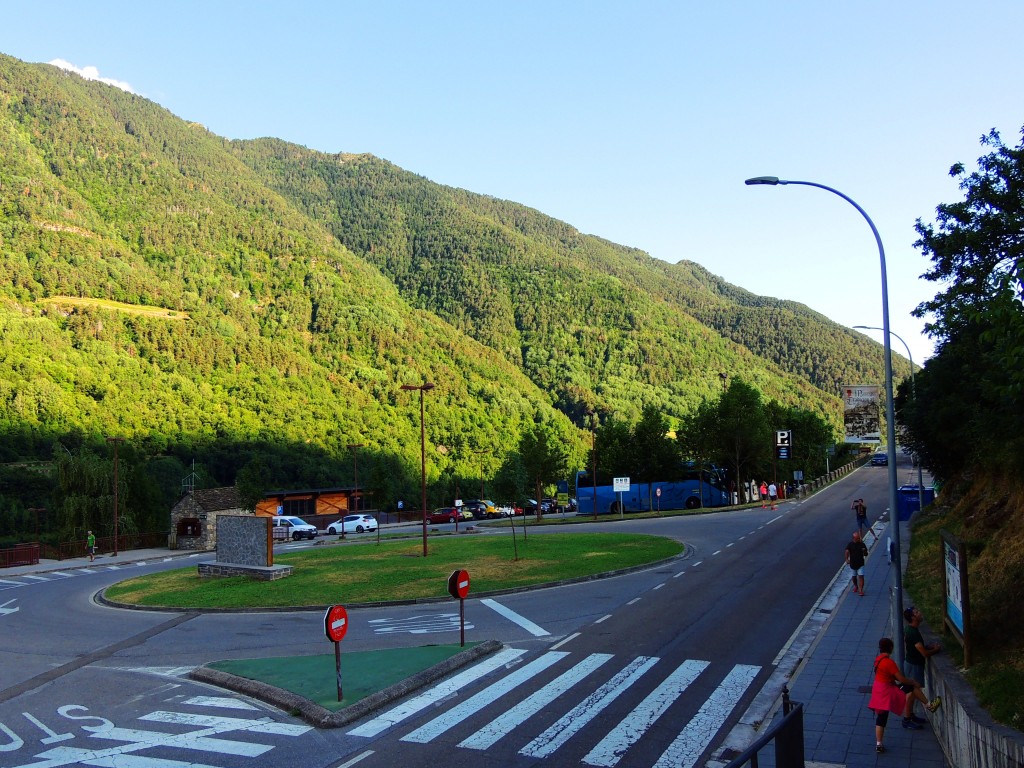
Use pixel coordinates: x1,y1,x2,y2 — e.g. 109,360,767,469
746,175,905,666
401,382,435,557
106,436,125,556
853,325,926,516
346,443,365,539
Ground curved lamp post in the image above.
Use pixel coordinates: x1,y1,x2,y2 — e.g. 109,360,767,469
401,382,435,557
853,325,926,515
745,176,905,666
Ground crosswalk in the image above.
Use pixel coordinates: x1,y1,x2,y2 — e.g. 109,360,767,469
350,649,762,768
0,556,205,590
6,696,311,768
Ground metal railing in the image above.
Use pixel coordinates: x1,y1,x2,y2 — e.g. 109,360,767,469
0,543,40,568
51,531,169,561
724,688,805,768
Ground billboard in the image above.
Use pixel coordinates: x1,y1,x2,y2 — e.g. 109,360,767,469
842,385,881,444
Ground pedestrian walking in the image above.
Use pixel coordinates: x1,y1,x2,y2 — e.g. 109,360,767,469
844,530,869,595
767,482,778,509
759,481,768,507
903,606,942,722
87,530,96,562
868,637,941,753
852,498,873,541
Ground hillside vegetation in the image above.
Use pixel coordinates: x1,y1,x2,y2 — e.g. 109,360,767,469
0,51,902,530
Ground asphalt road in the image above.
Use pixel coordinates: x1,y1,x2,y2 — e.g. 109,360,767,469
0,460,905,768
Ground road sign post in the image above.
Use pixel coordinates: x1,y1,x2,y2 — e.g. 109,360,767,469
447,569,471,646
613,477,630,518
324,604,349,701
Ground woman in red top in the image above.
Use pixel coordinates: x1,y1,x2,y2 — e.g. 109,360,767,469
868,637,940,753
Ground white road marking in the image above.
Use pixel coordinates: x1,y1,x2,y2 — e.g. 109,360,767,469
582,658,709,767
692,561,703,567
84,725,273,757
78,569,96,574
47,572,72,578
348,647,527,737
712,550,722,556
673,571,686,578
338,750,375,767
19,575,49,582
653,664,761,768
550,632,580,650
520,656,659,759
0,598,19,616
35,750,220,767
183,696,259,711
627,597,642,605
594,614,612,624
653,583,665,590
368,613,470,635
480,598,549,636
459,653,613,750
139,711,310,736
400,652,568,744
766,514,783,524
0,578,24,586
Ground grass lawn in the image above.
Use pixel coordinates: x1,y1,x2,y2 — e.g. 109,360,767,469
104,533,683,609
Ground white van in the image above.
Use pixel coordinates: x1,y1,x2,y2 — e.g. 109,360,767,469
272,516,318,541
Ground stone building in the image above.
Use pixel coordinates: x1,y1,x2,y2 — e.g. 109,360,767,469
169,487,249,551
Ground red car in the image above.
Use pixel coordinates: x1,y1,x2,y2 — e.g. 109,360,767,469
428,507,472,524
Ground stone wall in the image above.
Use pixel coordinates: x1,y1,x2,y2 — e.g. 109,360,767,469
217,515,271,567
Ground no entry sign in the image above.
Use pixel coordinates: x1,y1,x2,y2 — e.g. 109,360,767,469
448,569,470,600
324,604,349,642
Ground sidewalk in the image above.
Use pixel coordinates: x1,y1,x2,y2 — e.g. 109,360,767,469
1,546,196,577
756,517,948,767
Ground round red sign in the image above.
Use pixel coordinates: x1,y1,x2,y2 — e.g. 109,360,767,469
448,569,470,600
324,604,348,642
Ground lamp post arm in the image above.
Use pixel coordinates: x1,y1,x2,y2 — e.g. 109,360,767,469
748,177,904,667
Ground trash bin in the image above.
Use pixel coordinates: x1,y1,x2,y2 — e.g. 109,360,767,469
897,485,935,520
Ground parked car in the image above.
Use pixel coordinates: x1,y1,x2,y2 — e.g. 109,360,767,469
428,507,472,524
497,504,524,516
272,516,318,540
326,514,378,534
870,453,888,466
524,498,555,514
463,499,499,519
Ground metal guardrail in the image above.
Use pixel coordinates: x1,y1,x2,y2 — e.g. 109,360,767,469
0,543,40,568
724,688,805,768
43,531,170,561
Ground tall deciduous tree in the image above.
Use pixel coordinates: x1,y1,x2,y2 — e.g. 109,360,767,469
519,422,571,521
907,127,1024,476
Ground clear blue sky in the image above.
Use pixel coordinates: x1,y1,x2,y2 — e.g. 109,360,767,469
3,1,1021,367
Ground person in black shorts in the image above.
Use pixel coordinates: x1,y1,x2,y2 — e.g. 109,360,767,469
845,530,869,595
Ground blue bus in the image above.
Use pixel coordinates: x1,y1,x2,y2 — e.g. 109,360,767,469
575,466,732,515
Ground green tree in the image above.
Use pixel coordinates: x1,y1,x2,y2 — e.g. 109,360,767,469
907,127,1024,476
519,422,571,521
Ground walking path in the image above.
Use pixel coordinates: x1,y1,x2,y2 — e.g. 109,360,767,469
737,515,948,767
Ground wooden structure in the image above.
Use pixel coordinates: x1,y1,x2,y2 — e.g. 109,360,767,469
255,487,359,527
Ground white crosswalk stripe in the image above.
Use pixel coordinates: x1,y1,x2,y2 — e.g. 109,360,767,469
354,650,762,768
583,658,709,767
520,655,660,759
347,646,527,738
401,651,569,743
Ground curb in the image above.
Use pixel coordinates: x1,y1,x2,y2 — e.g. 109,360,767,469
188,639,505,728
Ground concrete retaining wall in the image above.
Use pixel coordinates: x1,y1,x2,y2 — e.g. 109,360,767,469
928,647,1024,768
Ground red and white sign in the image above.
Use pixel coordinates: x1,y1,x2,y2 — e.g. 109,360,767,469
448,569,470,600
324,604,349,642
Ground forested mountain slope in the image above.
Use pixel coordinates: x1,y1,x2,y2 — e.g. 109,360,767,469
0,54,572,486
1,51,898,486
233,141,905,425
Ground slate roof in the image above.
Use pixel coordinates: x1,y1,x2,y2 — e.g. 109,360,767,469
189,486,243,512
